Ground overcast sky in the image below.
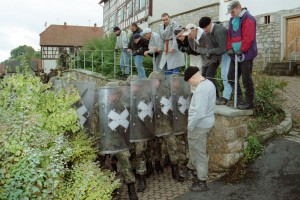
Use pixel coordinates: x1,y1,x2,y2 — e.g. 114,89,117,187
0,0,103,62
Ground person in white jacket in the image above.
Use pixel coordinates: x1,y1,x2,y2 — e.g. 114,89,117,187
158,13,184,77
114,26,130,79
141,28,163,71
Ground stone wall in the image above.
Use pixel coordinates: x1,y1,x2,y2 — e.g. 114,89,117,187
149,4,219,33
254,7,300,71
207,106,253,172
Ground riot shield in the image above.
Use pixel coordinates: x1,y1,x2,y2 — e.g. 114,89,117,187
71,81,96,131
53,80,96,132
130,79,156,142
97,86,131,154
152,76,174,137
170,77,191,135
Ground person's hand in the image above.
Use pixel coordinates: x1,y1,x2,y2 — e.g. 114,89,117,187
170,48,173,53
153,46,159,52
127,49,132,53
144,51,149,56
179,46,188,53
206,50,212,59
235,50,244,56
227,49,234,56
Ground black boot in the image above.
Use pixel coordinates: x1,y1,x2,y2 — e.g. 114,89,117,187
145,162,154,177
188,179,209,192
171,164,184,182
237,102,253,110
111,163,117,172
136,174,147,192
162,155,171,167
127,183,139,200
155,161,164,173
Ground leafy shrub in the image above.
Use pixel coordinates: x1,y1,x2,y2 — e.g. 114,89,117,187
243,135,264,162
248,74,287,133
0,64,119,199
58,161,120,200
78,34,157,78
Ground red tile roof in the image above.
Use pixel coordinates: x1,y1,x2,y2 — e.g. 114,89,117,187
39,24,103,46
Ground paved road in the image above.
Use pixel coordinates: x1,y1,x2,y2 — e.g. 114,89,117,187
176,131,300,200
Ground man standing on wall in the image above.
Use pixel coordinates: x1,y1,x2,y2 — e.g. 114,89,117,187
114,26,130,80
197,17,232,105
226,1,257,109
142,28,163,71
158,13,184,77
184,66,216,192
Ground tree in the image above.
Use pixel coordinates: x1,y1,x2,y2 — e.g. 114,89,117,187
8,45,40,65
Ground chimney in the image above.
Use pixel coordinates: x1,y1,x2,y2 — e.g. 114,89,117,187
94,23,97,27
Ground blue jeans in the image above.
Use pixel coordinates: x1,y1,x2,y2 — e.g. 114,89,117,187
120,50,130,75
221,54,232,100
134,55,146,79
164,64,180,82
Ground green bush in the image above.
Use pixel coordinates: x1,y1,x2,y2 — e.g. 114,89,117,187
77,34,158,78
58,161,120,200
248,74,287,133
243,135,264,162
0,64,119,199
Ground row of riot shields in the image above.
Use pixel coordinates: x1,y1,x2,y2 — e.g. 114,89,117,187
53,76,191,155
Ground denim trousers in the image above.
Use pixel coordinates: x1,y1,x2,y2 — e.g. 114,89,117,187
134,55,146,79
221,54,232,100
120,51,130,75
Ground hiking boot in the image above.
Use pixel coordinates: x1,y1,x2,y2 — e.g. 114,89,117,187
216,97,228,105
136,174,146,192
127,183,139,200
180,168,197,180
155,161,164,173
188,180,209,192
171,164,184,182
145,162,154,177
237,102,253,110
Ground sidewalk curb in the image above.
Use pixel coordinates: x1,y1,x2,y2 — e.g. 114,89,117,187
258,109,293,142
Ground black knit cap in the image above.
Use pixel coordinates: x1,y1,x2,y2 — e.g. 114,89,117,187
184,66,199,81
113,26,120,32
133,33,141,39
199,17,212,28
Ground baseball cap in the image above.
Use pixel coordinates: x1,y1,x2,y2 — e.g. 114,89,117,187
141,28,152,36
182,24,197,36
227,1,241,14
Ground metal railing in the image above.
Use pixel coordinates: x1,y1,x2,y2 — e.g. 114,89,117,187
288,37,299,71
71,50,241,108
263,46,271,70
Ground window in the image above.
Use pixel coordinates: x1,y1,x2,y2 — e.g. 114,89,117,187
127,1,133,16
119,7,125,21
140,0,146,9
264,15,270,24
135,0,140,11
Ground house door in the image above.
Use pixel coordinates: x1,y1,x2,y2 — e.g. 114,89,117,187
285,16,300,60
